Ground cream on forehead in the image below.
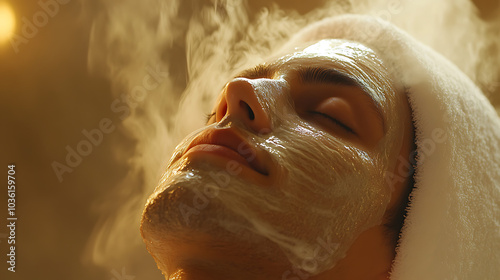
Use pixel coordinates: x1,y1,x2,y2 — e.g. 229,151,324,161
280,39,379,62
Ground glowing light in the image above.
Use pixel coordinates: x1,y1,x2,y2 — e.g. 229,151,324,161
0,2,15,44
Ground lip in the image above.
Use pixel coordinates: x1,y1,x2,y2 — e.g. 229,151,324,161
183,127,269,176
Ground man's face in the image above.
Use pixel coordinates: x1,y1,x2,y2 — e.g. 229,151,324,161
141,39,412,275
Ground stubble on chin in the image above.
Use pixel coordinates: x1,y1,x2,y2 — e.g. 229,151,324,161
140,178,290,271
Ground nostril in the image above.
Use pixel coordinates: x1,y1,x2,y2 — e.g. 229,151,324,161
239,101,255,120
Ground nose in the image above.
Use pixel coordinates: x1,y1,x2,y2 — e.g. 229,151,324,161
215,78,272,134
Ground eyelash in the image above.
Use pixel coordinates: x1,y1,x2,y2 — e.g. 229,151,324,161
205,112,216,123
308,111,355,134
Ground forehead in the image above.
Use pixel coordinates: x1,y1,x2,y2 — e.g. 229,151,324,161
274,39,380,67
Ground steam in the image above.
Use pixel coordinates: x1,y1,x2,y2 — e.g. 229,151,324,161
82,0,500,278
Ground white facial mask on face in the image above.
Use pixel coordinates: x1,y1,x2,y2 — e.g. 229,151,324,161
142,39,404,275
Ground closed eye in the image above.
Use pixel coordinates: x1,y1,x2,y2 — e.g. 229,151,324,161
308,111,356,135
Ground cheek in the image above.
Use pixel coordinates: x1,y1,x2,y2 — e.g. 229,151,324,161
270,120,388,206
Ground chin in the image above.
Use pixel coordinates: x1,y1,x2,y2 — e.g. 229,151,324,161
140,172,290,271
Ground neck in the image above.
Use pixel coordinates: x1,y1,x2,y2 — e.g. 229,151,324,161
166,263,285,280
154,226,394,280
154,232,290,280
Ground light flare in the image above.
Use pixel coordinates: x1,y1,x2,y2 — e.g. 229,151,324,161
0,2,15,44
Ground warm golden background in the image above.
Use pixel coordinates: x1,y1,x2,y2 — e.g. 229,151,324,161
0,0,498,279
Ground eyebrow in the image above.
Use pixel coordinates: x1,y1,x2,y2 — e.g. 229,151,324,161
235,64,277,79
298,67,360,87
